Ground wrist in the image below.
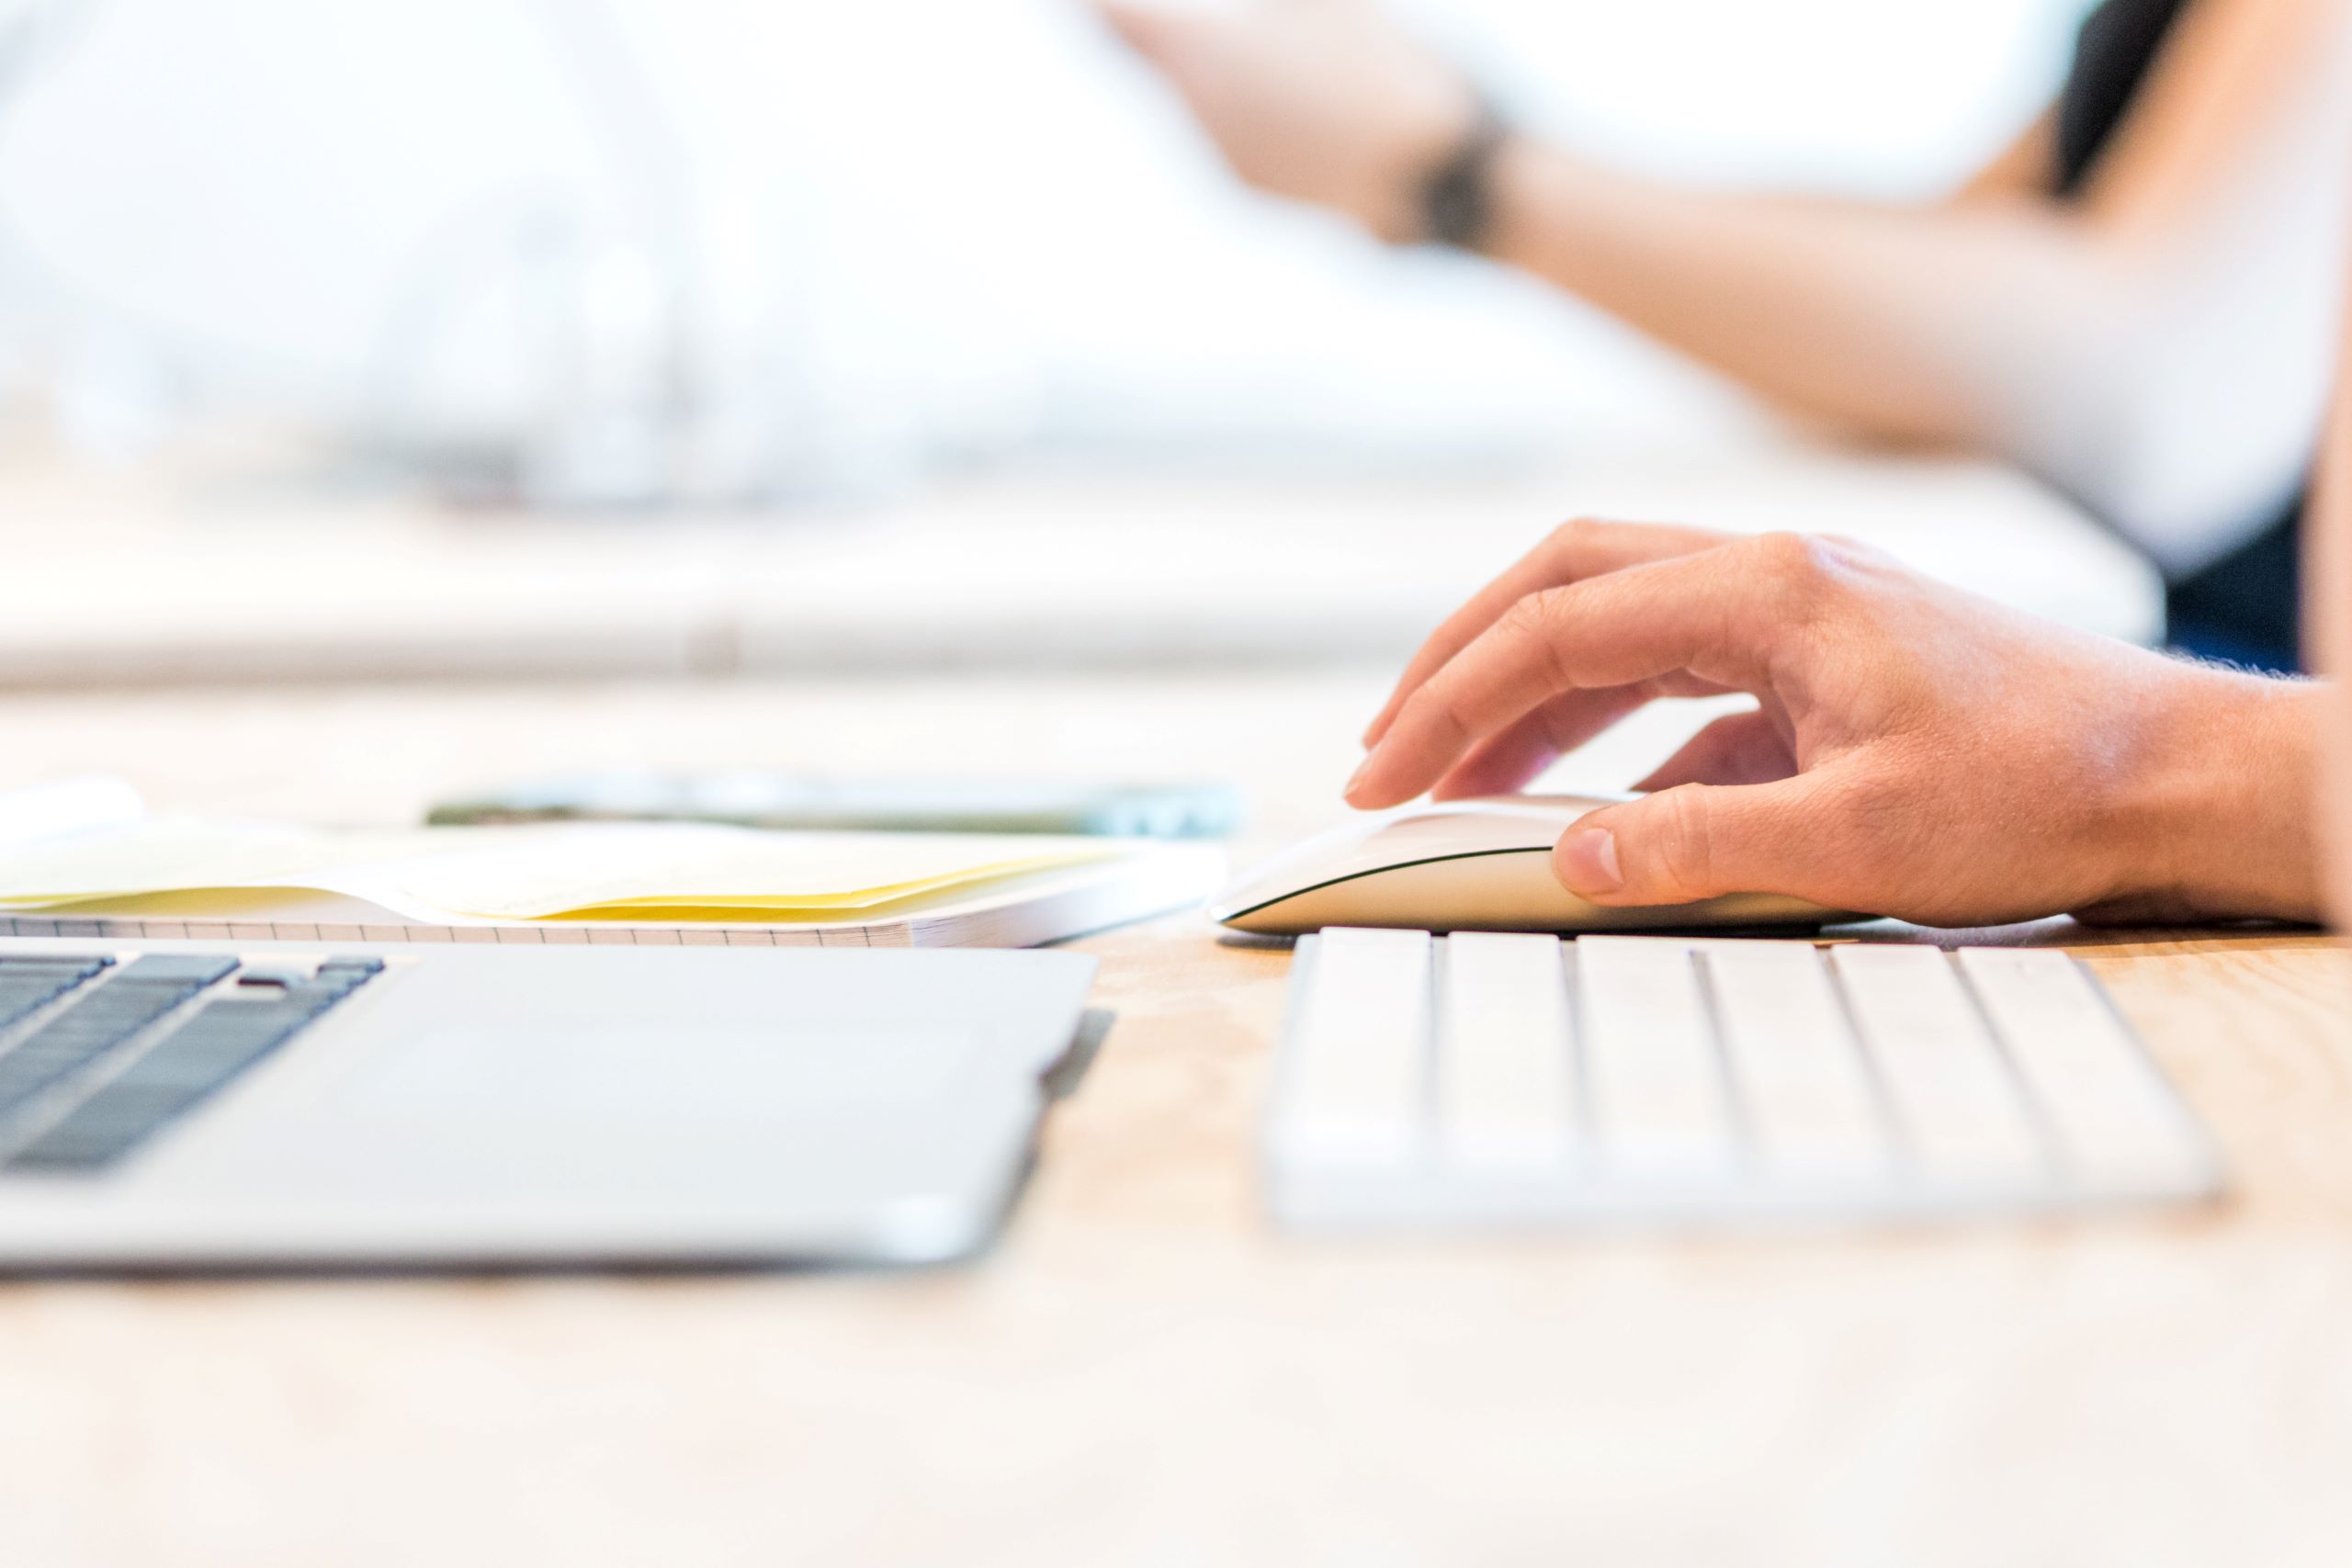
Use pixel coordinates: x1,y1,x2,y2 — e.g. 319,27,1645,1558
1410,103,1512,251
2089,667,2324,924
1357,79,1489,245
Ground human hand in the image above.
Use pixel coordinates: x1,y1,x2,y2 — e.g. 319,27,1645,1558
1097,0,1479,242
1348,521,2324,927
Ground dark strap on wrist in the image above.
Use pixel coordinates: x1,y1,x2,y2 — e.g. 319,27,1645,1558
1419,104,1511,251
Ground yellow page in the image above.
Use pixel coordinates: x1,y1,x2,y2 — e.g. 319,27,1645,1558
353,823,1117,919
0,818,1121,923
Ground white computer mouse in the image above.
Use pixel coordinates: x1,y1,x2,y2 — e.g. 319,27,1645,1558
1214,795,1850,936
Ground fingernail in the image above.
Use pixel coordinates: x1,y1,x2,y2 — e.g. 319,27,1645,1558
1559,829,1623,893
1344,754,1375,803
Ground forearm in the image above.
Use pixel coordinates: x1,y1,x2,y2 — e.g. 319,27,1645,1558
1112,0,2352,561
1480,139,2124,449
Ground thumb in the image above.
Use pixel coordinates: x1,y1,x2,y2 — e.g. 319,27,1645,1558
1554,779,1830,907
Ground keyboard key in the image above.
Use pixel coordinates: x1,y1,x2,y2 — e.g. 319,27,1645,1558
8,1085,209,1171
0,955,110,975
279,979,362,1008
12,987,191,1037
1270,928,1432,1168
1698,942,1893,1182
114,954,239,987
0,959,110,982
1828,946,2049,1188
0,979,199,1114
1956,948,2217,1195
0,967,102,991
1576,936,1737,1181
0,975,85,1029
1435,932,1577,1170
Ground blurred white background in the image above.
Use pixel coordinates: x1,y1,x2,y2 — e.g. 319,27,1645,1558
0,0,2089,502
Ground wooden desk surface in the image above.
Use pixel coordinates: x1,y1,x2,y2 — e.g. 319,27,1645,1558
3,672,2346,1567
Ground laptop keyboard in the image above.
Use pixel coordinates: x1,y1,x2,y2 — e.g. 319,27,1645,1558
0,953,381,1174
1264,930,2222,1229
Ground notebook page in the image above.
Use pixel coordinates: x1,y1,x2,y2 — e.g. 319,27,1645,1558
0,818,1124,923
0,819,430,904
332,823,1121,919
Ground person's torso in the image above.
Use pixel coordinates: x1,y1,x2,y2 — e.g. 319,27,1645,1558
2056,0,2195,196
2054,0,2305,670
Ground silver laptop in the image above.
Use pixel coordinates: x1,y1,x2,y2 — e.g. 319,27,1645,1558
0,936,1098,1270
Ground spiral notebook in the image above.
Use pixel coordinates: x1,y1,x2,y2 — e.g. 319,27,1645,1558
0,779,1223,949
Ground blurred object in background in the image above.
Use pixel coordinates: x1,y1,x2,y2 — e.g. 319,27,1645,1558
424,770,1246,838
1108,0,2352,670
0,0,2086,506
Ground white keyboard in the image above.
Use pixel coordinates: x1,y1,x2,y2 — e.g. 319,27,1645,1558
1263,930,2223,1230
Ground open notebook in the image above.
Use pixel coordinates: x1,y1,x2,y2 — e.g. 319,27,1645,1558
0,779,1224,948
